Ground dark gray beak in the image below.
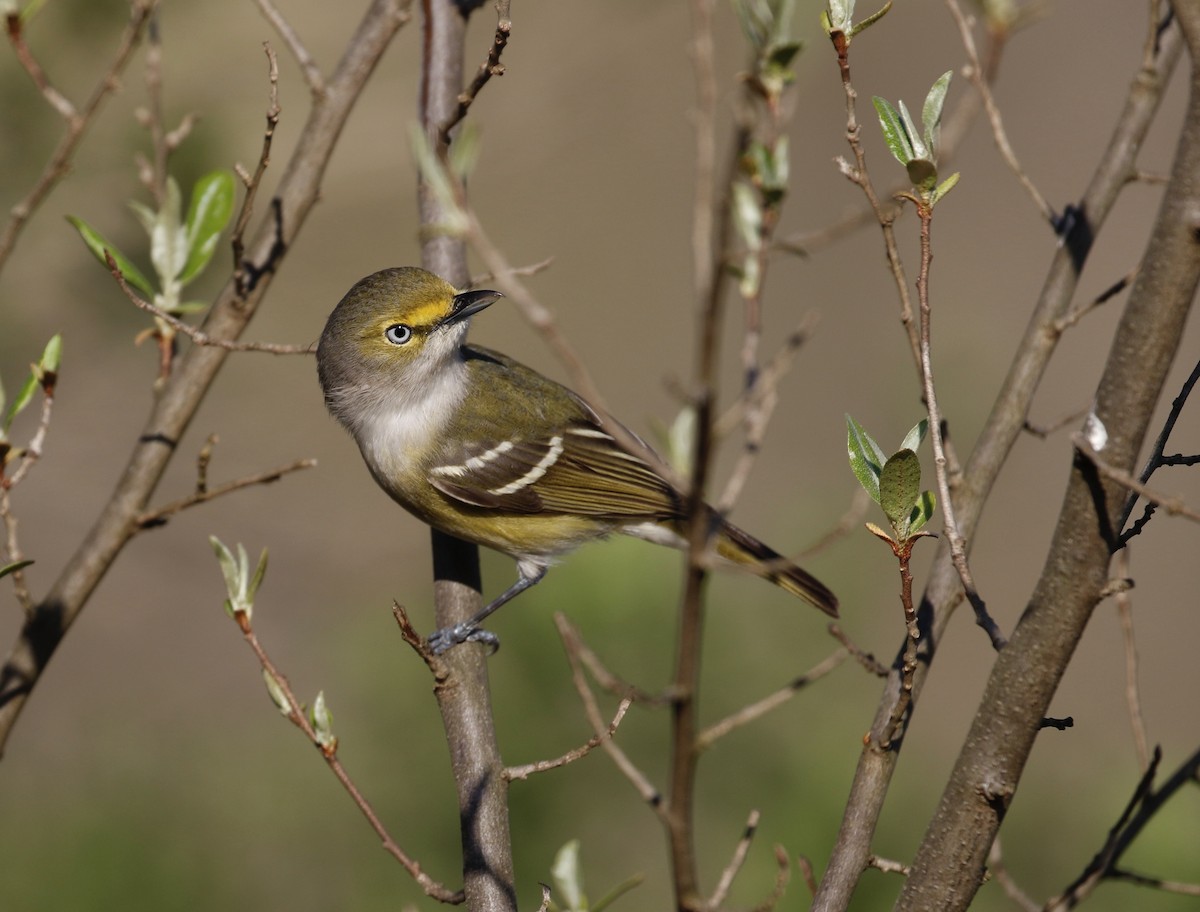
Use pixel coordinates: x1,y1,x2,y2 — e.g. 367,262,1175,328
446,288,502,325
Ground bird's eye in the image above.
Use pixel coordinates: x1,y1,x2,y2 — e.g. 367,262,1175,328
385,324,413,345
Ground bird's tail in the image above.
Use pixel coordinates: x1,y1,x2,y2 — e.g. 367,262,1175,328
715,520,839,618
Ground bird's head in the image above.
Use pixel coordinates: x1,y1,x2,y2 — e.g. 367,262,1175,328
317,267,501,427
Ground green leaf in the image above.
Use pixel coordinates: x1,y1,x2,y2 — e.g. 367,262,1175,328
246,546,269,604
66,215,155,296
591,874,645,912
898,99,927,161
0,559,34,580
900,418,928,453
310,690,336,749
826,0,854,32
921,70,953,155
880,448,921,533
263,668,292,716
848,0,892,37
909,489,936,533
846,414,885,502
179,170,236,286
906,158,937,192
145,177,187,288
931,171,960,206
4,371,37,433
39,334,62,376
551,840,586,911
408,124,468,235
872,96,912,164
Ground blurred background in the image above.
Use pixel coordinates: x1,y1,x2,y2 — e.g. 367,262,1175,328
1,0,1197,909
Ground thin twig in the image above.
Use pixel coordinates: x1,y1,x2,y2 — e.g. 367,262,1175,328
0,388,56,612
1023,406,1089,440
1046,746,1200,910
5,11,76,120
707,809,761,909
716,313,820,513
914,206,1006,650
1054,266,1137,332
106,251,315,354
232,44,282,295
555,614,667,819
1074,432,1200,526
254,0,325,94
136,458,317,529
504,696,632,781
828,25,920,372
1113,550,1150,771
747,845,792,912
987,837,1040,912
232,610,461,903
696,650,847,751
944,0,1055,223
0,1,157,274
867,855,910,876
438,0,511,144
1119,355,1200,539
828,623,889,677
797,488,871,560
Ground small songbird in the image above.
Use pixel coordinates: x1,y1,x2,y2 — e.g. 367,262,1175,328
317,267,837,653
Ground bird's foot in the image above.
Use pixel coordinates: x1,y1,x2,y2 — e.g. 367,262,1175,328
427,623,500,655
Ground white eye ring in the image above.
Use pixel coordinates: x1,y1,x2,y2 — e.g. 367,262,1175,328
385,324,412,345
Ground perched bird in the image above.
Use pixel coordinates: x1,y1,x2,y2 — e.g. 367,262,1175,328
317,267,837,653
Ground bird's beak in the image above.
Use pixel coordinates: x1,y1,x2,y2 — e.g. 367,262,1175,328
445,288,502,325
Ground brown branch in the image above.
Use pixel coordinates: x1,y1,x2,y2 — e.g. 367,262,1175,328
503,695,632,781
254,0,325,95
107,251,315,354
1046,746,1200,910
5,11,76,120
232,609,461,903
707,809,761,909
914,205,1006,651
828,623,889,677
1113,550,1150,772
944,0,1055,223
232,44,282,295
695,650,847,751
0,1,156,275
136,458,317,529
986,837,1040,912
438,0,511,144
1,384,57,612
0,0,414,757
1073,432,1200,525
556,614,666,818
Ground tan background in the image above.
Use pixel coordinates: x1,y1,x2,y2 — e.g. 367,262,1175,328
1,0,1197,909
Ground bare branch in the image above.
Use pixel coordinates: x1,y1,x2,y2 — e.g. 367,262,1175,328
708,809,761,909
555,614,666,819
106,251,315,354
0,1,156,273
136,458,317,529
944,0,1055,223
438,0,511,144
987,837,1040,912
504,696,632,781
232,44,282,294
1113,550,1150,771
697,650,847,751
1074,432,1200,526
254,0,325,94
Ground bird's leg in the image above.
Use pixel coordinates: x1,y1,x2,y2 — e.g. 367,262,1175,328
427,564,547,655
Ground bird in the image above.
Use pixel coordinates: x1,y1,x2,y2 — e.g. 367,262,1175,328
316,267,837,653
